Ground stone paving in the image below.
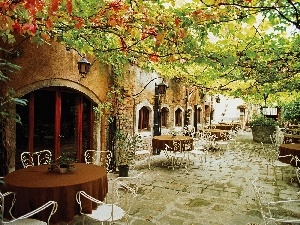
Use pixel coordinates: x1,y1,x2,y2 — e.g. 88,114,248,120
72,131,300,225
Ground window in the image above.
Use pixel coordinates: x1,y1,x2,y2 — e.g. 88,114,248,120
197,108,202,123
161,107,168,127
175,108,182,126
138,106,149,130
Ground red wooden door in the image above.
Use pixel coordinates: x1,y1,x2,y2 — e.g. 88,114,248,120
16,88,93,169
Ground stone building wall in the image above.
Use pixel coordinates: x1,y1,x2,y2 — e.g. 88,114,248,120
118,66,207,138
0,37,210,171
1,38,111,171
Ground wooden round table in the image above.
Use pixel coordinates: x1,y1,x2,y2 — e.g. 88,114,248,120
200,129,229,141
284,134,300,143
152,135,193,152
4,163,108,224
279,143,300,166
285,129,300,135
214,124,235,130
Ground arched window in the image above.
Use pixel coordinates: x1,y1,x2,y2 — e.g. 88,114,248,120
175,108,182,126
161,107,168,128
197,108,202,123
138,106,149,130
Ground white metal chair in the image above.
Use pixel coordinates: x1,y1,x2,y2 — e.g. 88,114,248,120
0,191,58,225
21,150,52,168
161,144,175,168
215,132,229,155
264,146,294,182
20,152,34,168
133,139,151,169
34,150,52,165
188,139,207,164
252,177,300,224
164,140,187,170
84,150,112,172
0,190,15,219
76,172,144,225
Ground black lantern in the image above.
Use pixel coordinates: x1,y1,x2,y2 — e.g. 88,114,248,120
154,80,168,137
156,80,168,95
216,95,221,103
77,56,91,77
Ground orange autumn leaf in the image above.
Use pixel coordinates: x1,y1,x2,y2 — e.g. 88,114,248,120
155,32,165,46
180,28,185,38
50,0,59,14
66,0,72,14
108,18,117,27
25,0,35,10
149,54,159,62
45,18,54,30
75,19,84,29
175,17,181,26
41,32,50,41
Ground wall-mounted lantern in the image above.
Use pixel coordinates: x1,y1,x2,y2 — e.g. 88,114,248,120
216,95,221,103
66,46,93,80
77,56,91,78
156,80,168,95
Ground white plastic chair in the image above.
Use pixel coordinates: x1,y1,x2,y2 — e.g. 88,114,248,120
84,150,112,172
76,172,144,225
252,177,300,224
1,191,58,225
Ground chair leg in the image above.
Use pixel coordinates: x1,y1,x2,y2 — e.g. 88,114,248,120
172,157,175,170
147,155,151,169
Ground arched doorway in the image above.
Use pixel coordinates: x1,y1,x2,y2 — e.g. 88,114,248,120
16,87,94,169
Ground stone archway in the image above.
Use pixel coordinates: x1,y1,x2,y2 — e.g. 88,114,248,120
6,79,103,172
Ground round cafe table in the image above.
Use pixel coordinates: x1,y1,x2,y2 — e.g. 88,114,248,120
200,129,229,141
284,134,300,144
152,135,193,152
214,124,235,130
278,143,300,166
4,163,108,224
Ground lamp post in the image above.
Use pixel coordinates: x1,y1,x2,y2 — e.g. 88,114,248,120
132,78,168,136
153,81,168,136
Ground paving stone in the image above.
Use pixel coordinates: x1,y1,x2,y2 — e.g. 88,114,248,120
64,131,300,225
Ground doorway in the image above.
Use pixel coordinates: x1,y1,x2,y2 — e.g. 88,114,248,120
16,87,94,169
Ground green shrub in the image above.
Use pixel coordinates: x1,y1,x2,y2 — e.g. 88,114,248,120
282,99,300,123
249,114,279,127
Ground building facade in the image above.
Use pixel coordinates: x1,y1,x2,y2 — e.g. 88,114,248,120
1,38,238,173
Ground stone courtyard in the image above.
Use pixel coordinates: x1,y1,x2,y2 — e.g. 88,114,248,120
72,131,300,225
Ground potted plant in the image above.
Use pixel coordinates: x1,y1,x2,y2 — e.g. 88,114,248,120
250,114,279,143
115,130,142,177
48,152,76,173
